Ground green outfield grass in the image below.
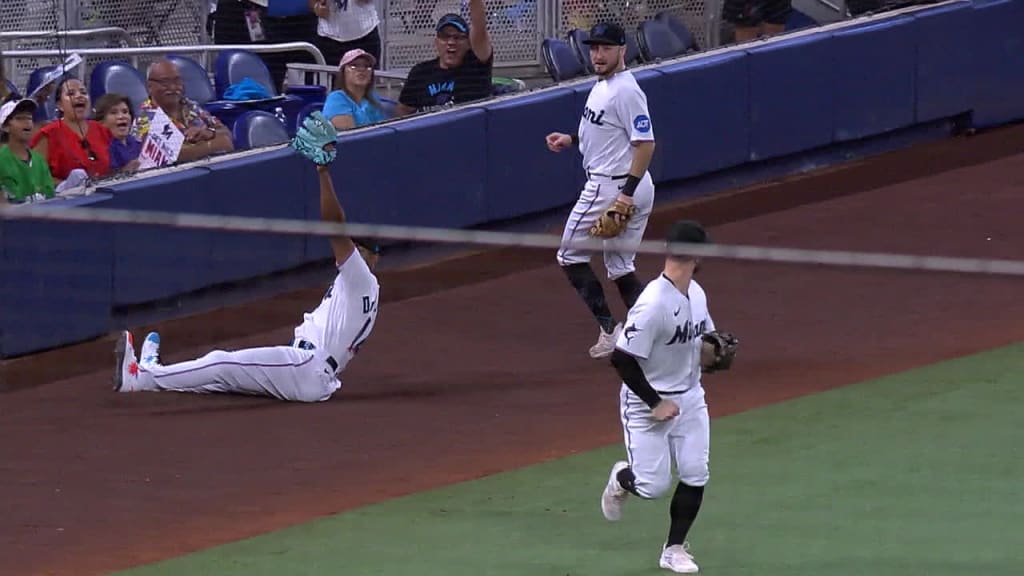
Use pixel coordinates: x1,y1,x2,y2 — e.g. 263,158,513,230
114,343,1024,576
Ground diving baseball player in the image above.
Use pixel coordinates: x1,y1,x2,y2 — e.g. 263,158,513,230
600,221,739,573
545,20,657,360
112,112,380,403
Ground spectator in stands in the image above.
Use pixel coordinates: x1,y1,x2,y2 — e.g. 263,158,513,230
723,0,792,43
30,77,112,186
94,93,142,174
309,0,382,70
322,49,387,131
395,0,493,116
133,59,234,163
0,99,55,203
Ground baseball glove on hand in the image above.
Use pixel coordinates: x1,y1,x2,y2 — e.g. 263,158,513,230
291,111,338,166
590,198,637,238
701,331,739,373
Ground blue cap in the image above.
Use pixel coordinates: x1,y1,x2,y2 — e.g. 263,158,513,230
436,13,469,34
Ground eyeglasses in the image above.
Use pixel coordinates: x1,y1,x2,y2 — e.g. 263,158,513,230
437,31,468,42
345,63,373,71
80,138,98,162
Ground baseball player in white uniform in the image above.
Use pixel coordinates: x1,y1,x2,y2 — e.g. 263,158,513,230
546,21,657,360
600,221,738,573
112,113,381,402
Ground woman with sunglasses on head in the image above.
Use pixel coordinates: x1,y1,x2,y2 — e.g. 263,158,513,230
322,49,388,131
29,76,112,186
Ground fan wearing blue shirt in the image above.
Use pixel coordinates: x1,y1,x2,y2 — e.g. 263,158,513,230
322,48,388,131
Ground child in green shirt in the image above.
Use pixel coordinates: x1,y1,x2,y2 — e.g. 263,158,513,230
0,98,55,203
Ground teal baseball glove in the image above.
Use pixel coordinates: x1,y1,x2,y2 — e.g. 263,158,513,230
291,111,338,166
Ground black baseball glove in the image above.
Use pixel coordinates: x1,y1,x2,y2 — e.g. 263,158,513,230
700,331,739,373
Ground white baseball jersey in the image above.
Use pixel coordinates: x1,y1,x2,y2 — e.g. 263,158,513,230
294,248,380,374
688,279,715,364
317,0,380,43
577,69,654,177
615,274,702,394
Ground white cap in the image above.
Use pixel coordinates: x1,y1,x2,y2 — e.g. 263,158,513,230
0,99,37,126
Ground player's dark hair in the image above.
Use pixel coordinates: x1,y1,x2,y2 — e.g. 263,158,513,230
665,220,709,262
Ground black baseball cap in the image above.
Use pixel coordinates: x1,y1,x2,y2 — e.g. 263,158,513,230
436,13,469,34
666,220,711,245
583,22,627,46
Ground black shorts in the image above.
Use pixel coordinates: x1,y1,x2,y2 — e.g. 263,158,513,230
722,0,793,26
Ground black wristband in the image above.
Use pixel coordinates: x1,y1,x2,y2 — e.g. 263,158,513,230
620,174,642,197
571,134,579,146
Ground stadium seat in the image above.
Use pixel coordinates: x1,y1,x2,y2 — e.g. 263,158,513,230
786,9,819,31
89,60,149,113
637,19,688,62
294,101,323,133
214,49,306,135
24,66,60,121
214,49,280,99
541,38,586,82
625,34,643,65
568,28,595,73
654,11,700,53
165,54,216,105
569,28,641,72
378,96,398,119
231,110,291,149
4,79,18,98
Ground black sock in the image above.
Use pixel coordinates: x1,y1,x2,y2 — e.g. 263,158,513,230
614,272,644,309
616,465,640,496
562,263,616,333
667,482,705,546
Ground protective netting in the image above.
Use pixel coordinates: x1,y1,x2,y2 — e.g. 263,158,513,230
0,0,208,94
556,0,714,51
382,0,544,69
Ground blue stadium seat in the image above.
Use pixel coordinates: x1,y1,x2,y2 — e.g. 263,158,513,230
24,66,59,121
89,60,149,112
541,38,586,82
3,79,18,99
654,11,700,53
294,101,323,133
165,54,216,105
214,49,306,135
378,96,398,119
625,34,643,65
568,29,595,74
232,110,291,149
214,49,279,99
637,19,689,62
786,9,819,31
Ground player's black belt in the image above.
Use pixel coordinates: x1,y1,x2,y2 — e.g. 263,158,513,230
587,171,630,180
293,339,338,373
655,389,688,395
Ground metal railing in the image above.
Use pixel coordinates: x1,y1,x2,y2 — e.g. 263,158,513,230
0,26,137,45
3,42,327,78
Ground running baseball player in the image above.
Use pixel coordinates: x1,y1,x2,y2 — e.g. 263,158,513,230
545,20,657,360
112,112,381,402
599,220,739,573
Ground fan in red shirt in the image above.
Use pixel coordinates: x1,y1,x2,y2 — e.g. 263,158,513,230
30,77,112,185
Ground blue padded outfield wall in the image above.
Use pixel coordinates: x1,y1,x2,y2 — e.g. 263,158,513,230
2,0,1023,357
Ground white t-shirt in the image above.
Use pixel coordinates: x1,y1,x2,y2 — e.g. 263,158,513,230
294,249,380,374
317,0,380,43
615,274,702,394
577,69,655,177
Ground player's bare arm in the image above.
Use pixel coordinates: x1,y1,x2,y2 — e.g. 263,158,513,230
618,140,655,206
610,348,679,420
316,164,356,266
467,0,493,62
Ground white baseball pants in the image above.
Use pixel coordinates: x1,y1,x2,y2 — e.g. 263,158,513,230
138,345,341,403
619,384,710,498
556,171,655,280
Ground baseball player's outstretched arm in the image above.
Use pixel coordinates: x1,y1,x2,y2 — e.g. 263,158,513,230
316,165,356,266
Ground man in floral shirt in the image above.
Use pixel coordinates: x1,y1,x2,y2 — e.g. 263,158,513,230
131,59,234,167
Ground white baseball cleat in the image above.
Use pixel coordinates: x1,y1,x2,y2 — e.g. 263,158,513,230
140,332,162,368
660,543,699,574
589,323,622,359
113,331,145,392
600,460,630,521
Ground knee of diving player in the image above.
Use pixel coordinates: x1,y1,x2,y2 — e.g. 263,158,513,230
676,456,710,487
630,463,676,499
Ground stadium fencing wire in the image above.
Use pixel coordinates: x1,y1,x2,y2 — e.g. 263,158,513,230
2,203,1024,278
